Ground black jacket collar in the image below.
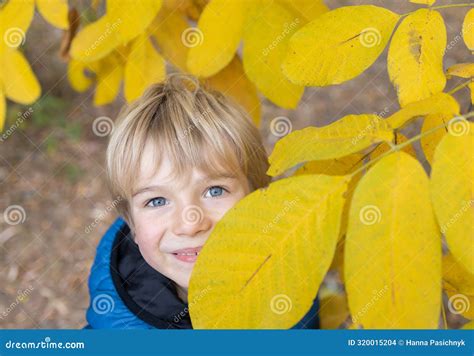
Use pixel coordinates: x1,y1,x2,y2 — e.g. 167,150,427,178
110,223,193,329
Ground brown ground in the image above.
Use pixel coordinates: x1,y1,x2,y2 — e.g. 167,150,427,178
0,0,471,328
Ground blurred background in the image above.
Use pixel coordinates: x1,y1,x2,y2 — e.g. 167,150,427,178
0,0,472,328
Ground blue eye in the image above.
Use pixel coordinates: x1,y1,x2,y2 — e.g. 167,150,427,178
205,186,225,198
146,197,168,207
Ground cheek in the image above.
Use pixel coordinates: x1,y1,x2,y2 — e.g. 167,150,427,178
132,213,167,250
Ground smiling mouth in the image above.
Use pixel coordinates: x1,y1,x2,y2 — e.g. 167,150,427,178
172,252,200,256
171,247,203,263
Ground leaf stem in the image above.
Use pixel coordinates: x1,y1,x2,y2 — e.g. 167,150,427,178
400,3,474,17
448,79,473,95
349,111,474,178
429,3,474,11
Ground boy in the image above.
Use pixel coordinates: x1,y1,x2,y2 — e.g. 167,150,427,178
85,74,319,329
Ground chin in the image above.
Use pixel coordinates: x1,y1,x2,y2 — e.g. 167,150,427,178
177,274,191,289
162,265,190,289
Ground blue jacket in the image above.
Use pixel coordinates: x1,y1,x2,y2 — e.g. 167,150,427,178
85,217,320,329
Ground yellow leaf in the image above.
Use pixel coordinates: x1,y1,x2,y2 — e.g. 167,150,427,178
204,55,261,127
124,34,165,102
243,1,304,108
346,152,441,328
386,92,459,129
189,174,349,328
36,0,69,29
370,133,417,160
163,0,208,21
92,52,123,106
420,113,454,165
277,0,328,23
67,59,92,92
0,0,35,49
463,9,474,53
462,321,474,329
447,63,474,78
295,154,364,176
319,290,350,329
410,0,436,5
106,0,163,46
443,253,474,296
295,154,364,243
412,98,461,164
268,114,393,177
151,7,189,71
0,85,5,132
388,9,446,107
70,0,162,62
162,0,190,11
431,122,474,274
443,253,474,320
187,0,248,77
70,18,118,62
0,49,40,104
283,5,399,86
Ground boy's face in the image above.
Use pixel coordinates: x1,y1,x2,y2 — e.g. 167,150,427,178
130,143,250,295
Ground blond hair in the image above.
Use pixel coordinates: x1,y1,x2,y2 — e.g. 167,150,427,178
106,74,270,225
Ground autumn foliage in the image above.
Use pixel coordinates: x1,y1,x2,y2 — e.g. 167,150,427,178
1,0,473,329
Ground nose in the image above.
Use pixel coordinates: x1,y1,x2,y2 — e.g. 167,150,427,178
171,204,213,237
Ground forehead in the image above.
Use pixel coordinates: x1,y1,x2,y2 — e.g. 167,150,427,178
134,139,242,191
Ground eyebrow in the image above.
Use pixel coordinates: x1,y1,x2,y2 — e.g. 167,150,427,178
132,173,238,197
